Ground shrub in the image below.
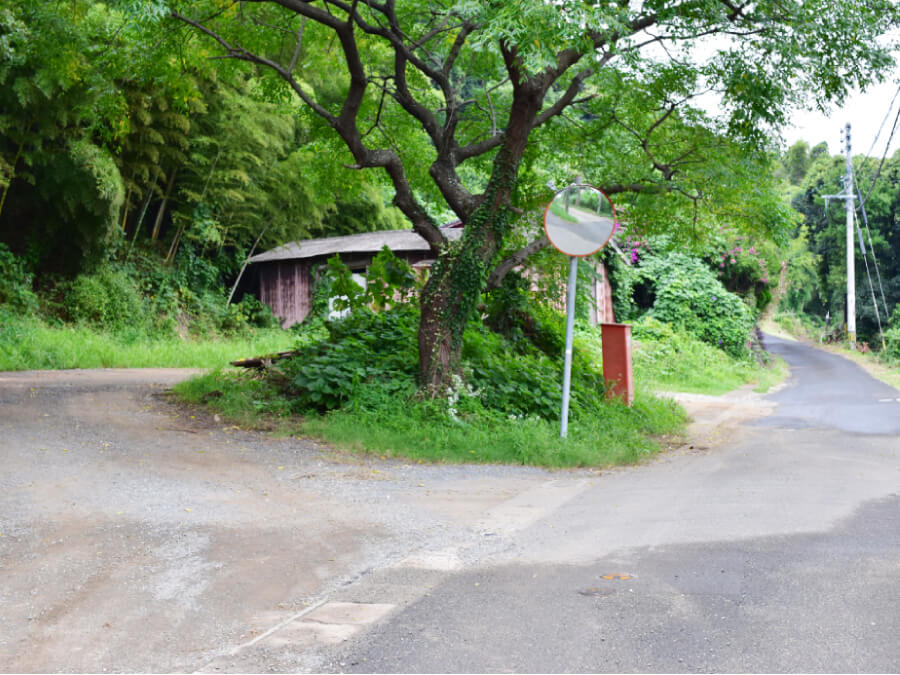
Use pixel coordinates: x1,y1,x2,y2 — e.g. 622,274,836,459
463,320,607,419
885,307,900,361
317,247,419,317
67,266,148,336
640,252,754,357
0,243,39,314
270,301,609,422
273,308,419,410
632,316,772,395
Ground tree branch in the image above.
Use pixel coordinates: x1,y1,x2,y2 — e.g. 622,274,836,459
288,16,307,73
442,21,475,75
170,11,338,125
486,235,549,291
174,5,446,251
532,67,596,130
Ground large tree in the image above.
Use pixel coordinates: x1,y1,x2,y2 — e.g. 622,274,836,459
171,0,897,391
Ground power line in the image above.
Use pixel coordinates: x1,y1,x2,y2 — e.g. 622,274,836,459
856,82,900,180
853,209,887,351
843,86,896,324
859,90,900,210
854,181,891,320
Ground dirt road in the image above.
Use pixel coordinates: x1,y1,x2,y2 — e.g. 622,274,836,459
0,369,577,672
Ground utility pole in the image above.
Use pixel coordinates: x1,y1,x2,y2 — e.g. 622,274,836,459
844,123,856,350
823,123,857,350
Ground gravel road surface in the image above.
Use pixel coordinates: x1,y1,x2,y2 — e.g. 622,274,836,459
0,369,558,672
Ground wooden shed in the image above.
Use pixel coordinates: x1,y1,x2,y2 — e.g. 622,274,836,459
249,227,614,327
250,228,462,327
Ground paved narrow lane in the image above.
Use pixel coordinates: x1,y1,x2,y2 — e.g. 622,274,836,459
759,335,900,434
318,336,900,673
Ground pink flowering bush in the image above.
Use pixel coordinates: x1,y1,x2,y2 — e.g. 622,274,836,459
713,238,774,310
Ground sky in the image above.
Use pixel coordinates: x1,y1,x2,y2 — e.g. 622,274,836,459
782,76,900,159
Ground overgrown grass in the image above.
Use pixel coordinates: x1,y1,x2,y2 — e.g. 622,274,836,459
170,310,794,468
0,311,294,370
173,369,687,468
169,306,691,468
620,319,787,395
173,369,297,428
307,394,685,468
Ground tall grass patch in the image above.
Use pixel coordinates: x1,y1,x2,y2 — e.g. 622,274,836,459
305,386,685,468
631,317,786,395
0,310,293,370
173,302,688,468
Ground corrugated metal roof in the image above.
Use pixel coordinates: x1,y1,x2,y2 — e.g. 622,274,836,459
249,228,462,263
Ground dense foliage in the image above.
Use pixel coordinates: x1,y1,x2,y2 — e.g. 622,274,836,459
607,242,760,358
185,300,685,467
0,0,406,293
168,0,898,389
783,141,900,351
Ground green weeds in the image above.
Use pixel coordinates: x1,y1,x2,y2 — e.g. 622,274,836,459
305,387,686,468
629,317,786,395
0,310,293,370
176,368,687,468
171,306,689,468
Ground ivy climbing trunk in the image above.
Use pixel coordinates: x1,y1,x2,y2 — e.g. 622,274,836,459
417,93,539,392
418,206,513,392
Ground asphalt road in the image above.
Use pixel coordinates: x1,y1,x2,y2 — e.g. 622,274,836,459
1,337,898,673
319,335,900,673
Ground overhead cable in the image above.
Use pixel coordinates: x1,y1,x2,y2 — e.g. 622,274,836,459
859,88,900,210
853,210,887,351
856,83,900,181
854,182,891,320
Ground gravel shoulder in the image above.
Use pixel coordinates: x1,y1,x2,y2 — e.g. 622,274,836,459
0,368,563,672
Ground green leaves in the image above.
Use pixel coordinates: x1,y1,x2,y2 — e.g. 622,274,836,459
322,248,418,315
638,252,755,357
277,308,420,411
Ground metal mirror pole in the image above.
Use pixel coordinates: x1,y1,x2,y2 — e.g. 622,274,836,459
560,256,578,438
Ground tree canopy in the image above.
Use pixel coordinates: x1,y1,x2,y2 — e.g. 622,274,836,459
170,0,899,389
0,0,406,276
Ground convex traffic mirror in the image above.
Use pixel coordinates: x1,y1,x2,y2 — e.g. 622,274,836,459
543,184,616,257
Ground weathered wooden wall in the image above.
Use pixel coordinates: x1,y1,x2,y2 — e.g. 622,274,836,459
589,261,615,325
256,252,434,327
256,254,613,328
258,261,312,327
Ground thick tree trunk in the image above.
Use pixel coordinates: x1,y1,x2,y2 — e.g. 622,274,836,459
418,192,518,391
417,90,540,391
